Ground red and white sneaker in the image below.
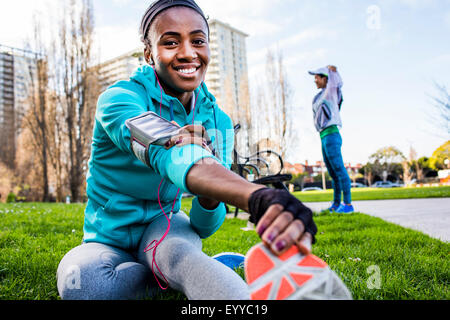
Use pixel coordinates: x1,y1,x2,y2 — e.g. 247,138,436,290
244,243,352,300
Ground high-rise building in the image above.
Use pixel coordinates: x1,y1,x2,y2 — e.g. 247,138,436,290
205,19,249,119
96,49,145,92
0,44,39,168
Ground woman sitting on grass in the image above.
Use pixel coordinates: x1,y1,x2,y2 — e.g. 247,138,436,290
57,0,318,300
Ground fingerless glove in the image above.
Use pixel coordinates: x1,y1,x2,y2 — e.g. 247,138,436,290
248,188,318,243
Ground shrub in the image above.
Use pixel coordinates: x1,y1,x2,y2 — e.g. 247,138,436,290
6,192,16,203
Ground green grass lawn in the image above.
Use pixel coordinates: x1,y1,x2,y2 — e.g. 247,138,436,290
0,187,449,300
293,186,450,203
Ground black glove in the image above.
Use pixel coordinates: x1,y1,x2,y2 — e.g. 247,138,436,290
248,188,318,243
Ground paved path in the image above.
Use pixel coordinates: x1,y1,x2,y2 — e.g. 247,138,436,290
304,198,450,242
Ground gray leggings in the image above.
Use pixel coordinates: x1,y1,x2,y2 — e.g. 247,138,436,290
56,212,250,300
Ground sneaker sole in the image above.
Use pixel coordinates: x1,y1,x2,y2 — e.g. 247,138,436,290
335,210,354,214
244,243,352,300
212,252,245,270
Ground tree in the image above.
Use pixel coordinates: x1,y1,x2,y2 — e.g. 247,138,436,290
275,51,293,161
402,160,414,185
19,15,51,201
408,146,423,181
14,126,45,201
53,0,99,202
429,140,450,171
369,146,406,182
252,49,294,160
238,73,252,154
427,83,450,139
46,90,68,202
223,75,237,122
290,172,309,190
359,163,376,186
0,162,14,203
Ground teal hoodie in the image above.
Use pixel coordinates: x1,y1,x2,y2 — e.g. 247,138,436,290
83,65,235,250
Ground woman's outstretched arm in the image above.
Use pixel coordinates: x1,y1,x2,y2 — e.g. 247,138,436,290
187,158,264,211
186,158,315,256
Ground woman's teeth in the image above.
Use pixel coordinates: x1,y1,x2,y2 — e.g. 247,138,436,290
178,68,196,74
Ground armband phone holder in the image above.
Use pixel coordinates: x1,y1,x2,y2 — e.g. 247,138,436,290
125,111,181,166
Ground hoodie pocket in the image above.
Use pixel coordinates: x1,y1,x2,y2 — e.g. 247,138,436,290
87,184,112,209
104,193,144,218
99,193,145,250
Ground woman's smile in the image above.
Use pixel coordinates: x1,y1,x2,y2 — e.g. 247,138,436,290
173,64,201,78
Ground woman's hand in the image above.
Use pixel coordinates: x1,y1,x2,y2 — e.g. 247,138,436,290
164,124,212,153
248,188,317,256
257,204,314,256
327,65,337,72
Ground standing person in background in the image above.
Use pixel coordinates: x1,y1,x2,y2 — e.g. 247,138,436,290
308,66,354,213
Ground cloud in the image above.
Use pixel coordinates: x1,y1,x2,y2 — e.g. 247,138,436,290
112,0,131,6
247,48,328,81
0,0,62,49
398,0,435,9
245,25,332,80
425,53,450,68
196,0,284,36
445,11,450,29
283,49,328,68
0,0,39,47
379,0,440,10
94,24,143,62
197,0,284,19
110,0,147,11
277,27,336,49
232,19,282,37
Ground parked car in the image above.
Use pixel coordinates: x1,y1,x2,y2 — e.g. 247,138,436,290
371,181,402,188
391,182,404,187
351,182,368,188
301,187,323,192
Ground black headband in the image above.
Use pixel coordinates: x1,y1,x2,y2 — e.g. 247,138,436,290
140,0,209,42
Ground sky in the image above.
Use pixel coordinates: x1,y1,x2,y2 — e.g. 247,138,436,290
1,0,449,165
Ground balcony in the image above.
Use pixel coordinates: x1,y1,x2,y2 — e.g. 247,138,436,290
0,56,13,63
207,66,220,73
2,70,13,77
2,92,14,99
206,73,221,81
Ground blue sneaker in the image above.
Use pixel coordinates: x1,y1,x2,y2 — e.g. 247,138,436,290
335,203,354,214
328,202,340,212
212,252,245,270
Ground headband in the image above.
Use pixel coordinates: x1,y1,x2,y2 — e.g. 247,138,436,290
140,0,209,42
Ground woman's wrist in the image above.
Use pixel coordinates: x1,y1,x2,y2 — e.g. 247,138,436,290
198,196,220,210
186,158,266,212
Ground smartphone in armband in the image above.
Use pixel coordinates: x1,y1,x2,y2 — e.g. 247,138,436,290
125,111,181,167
